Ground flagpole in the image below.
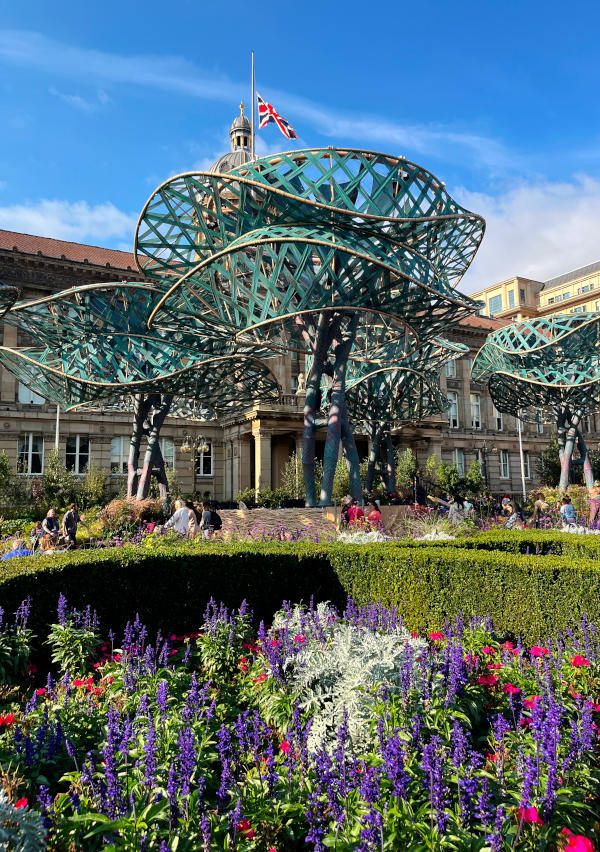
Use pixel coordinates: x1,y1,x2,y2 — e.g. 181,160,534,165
251,50,255,160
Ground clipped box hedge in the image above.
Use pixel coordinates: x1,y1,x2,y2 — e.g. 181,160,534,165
395,529,600,559
0,539,599,643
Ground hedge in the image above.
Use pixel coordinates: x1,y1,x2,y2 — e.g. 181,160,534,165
395,529,600,558
0,541,599,644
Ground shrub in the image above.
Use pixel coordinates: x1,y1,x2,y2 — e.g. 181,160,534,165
98,498,164,534
78,465,108,508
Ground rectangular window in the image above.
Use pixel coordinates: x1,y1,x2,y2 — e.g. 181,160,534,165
500,450,510,479
493,406,503,431
488,294,502,315
110,437,128,475
17,434,44,474
195,441,213,477
290,375,298,392
290,350,297,360
447,392,459,429
160,438,175,469
470,393,481,429
548,297,555,304
519,288,526,302
66,436,90,474
508,290,515,308
17,382,44,405
536,409,544,434
444,359,456,378
524,452,531,480
596,302,600,312
454,448,465,476
563,291,570,300
584,415,592,432
555,295,562,303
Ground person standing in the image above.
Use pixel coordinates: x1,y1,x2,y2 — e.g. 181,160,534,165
588,481,600,529
199,501,213,539
42,509,60,542
185,501,199,537
164,500,191,535
62,504,84,548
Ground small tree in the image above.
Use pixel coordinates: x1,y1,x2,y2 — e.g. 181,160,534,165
395,448,418,497
79,465,108,509
464,459,483,496
435,461,460,495
279,452,304,499
537,433,562,486
332,456,351,502
0,450,11,493
42,449,78,507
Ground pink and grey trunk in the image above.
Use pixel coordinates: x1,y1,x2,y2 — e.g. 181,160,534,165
557,406,593,492
126,392,173,503
365,422,396,494
300,311,362,507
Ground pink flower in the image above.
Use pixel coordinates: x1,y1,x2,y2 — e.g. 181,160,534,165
238,818,255,839
503,683,520,694
530,646,549,657
293,634,306,644
411,632,419,638
562,829,594,851
524,695,541,709
279,741,290,754
487,663,502,670
518,805,543,825
35,688,45,696
428,632,444,641
252,673,267,684
480,646,495,654
571,655,590,668
500,641,514,650
13,798,27,809
477,674,498,686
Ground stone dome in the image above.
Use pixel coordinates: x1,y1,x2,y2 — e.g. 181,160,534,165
210,102,252,174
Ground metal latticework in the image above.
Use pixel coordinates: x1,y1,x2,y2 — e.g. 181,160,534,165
472,313,600,490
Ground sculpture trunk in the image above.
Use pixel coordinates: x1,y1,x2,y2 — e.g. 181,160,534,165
340,409,362,501
136,394,173,501
384,429,396,493
365,424,382,492
302,314,330,507
557,407,591,492
127,394,151,498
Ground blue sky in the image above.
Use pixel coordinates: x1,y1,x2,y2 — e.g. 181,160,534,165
1,0,600,291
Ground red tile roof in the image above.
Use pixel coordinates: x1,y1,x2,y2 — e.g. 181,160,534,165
458,314,507,330
0,229,141,272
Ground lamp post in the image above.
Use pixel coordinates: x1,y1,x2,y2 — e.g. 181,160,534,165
478,441,497,490
180,433,210,497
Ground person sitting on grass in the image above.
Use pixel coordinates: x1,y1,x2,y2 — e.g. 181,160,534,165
560,495,577,526
347,499,365,527
1,538,33,560
164,500,192,536
41,508,60,542
29,521,44,550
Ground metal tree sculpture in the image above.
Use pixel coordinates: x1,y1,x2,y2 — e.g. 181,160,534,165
472,313,600,491
343,337,468,492
0,282,280,500
136,147,484,505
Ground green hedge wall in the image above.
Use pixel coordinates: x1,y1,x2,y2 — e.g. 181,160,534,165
0,539,598,643
395,530,600,558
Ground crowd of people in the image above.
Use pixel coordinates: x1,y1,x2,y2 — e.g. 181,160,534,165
163,499,222,540
1,503,87,561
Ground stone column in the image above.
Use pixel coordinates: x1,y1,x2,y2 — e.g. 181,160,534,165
0,323,17,402
252,422,272,497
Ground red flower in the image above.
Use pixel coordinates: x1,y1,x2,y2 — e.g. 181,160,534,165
0,714,16,727
518,806,543,825
477,675,498,686
487,752,499,762
239,657,249,673
35,688,45,696
524,695,541,709
562,828,595,851
237,818,255,839
72,679,84,687
27,664,37,674
487,663,502,670
411,632,419,638
500,641,514,650
13,798,27,809
571,655,590,668
252,673,267,684
503,683,520,694
428,632,444,641
530,646,549,657
293,634,306,644
279,741,291,754
480,646,495,654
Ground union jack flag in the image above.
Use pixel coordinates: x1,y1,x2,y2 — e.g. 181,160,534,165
256,92,298,139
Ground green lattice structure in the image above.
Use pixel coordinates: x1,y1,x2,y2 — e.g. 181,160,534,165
136,147,484,504
472,313,600,490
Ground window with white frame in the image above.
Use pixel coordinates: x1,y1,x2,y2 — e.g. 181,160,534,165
488,294,502,315
66,436,90,474
160,438,175,469
17,382,44,405
500,450,510,479
493,406,503,431
523,451,531,479
447,392,459,428
110,437,129,474
444,359,456,378
194,441,213,477
17,434,44,474
470,393,481,429
454,448,465,476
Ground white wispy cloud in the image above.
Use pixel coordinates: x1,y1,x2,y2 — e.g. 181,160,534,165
49,86,111,113
0,199,136,244
457,175,600,292
0,29,510,171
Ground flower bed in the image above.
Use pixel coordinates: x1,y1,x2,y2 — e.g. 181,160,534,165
0,596,598,850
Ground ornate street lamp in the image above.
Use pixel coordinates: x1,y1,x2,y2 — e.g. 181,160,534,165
180,433,210,496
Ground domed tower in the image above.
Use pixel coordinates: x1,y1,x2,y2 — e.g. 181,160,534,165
210,102,253,174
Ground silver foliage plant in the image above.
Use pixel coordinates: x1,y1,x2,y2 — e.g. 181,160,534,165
271,603,427,750
0,792,46,852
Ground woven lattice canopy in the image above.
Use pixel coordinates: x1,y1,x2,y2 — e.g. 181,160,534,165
135,148,484,352
472,313,600,419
